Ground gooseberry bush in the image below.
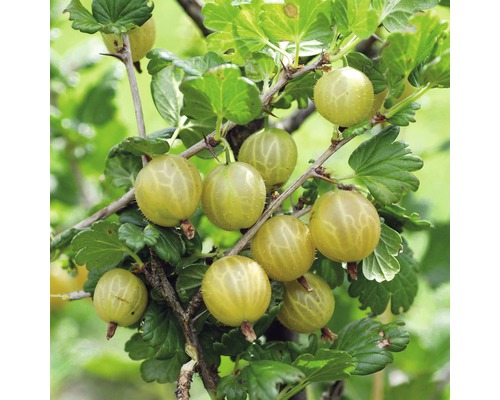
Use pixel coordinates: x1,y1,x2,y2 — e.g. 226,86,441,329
51,0,450,399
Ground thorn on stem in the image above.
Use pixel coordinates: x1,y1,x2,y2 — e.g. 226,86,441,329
202,134,221,162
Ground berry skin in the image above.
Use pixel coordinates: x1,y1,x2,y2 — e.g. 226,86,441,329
309,190,381,263
251,215,316,282
201,255,272,327
93,269,148,329
238,127,298,191
134,153,203,227
277,273,335,334
313,66,374,127
201,161,266,231
102,17,156,62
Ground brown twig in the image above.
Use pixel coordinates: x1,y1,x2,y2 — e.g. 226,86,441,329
175,0,212,37
143,250,218,397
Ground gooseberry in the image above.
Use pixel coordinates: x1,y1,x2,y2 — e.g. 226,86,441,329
313,66,374,127
251,215,315,282
134,153,203,227
201,255,271,328
309,190,381,263
200,162,266,231
277,272,335,334
93,268,148,339
237,127,298,191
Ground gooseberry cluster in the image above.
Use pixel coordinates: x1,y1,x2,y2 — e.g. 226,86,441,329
91,67,381,341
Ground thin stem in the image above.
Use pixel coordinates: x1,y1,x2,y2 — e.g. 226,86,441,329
294,41,300,69
214,115,223,141
170,116,188,146
227,137,354,256
121,33,148,167
265,40,294,66
278,378,309,400
50,290,91,301
383,83,432,118
330,34,363,64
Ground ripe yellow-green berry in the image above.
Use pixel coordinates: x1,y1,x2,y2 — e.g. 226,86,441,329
201,255,271,327
313,66,374,127
201,162,266,231
93,268,148,339
134,153,203,227
277,273,335,334
251,215,315,282
309,190,381,263
238,127,298,191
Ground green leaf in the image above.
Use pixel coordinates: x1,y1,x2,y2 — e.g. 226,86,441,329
292,349,355,383
261,0,333,47
118,207,148,227
349,245,419,315
147,49,225,76
140,353,187,383
244,52,277,83
213,304,282,357
202,0,269,63
92,0,154,33
381,0,440,32
75,67,120,125
178,119,225,159
349,125,423,205
331,0,380,39
71,221,133,272
118,223,159,253
362,223,402,282
241,361,304,400
104,148,142,190
118,136,170,158
141,302,186,360
63,0,154,34
63,0,101,34
148,226,185,268
381,13,448,80
125,332,155,360
378,203,433,232
217,375,248,400
151,66,184,127
386,102,421,126
421,32,450,88
341,120,373,139
333,318,410,375
243,335,318,365
180,64,262,125
273,72,316,109
176,263,209,302
346,52,387,94
310,253,345,289
51,227,80,259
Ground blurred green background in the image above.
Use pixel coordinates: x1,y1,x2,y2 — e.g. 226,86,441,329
50,0,450,398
